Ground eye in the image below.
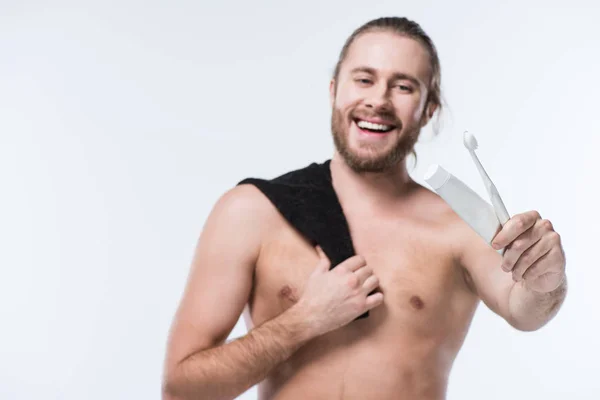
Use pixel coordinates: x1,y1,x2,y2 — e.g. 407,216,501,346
397,84,413,93
355,78,373,85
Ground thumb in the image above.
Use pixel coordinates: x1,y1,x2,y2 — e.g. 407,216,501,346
314,245,331,272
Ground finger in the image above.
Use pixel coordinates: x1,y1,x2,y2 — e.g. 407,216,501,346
362,274,380,293
354,265,373,284
520,235,564,283
365,292,384,310
314,246,331,271
520,247,565,293
511,234,555,281
501,218,555,272
500,226,538,272
518,247,554,282
492,211,541,250
339,255,367,272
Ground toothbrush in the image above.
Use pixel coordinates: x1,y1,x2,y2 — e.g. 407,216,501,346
462,131,511,225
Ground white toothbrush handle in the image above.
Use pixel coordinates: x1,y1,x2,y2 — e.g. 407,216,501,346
489,184,510,225
469,151,511,225
490,186,510,255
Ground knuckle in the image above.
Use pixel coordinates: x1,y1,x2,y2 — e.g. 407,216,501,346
514,217,526,231
520,252,533,267
346,274,360,289
548,231,561,244
511,239,525,252
352,298,366,312
541,219,554,231
354,255,367,265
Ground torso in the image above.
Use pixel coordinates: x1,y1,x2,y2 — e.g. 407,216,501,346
243,183,481,400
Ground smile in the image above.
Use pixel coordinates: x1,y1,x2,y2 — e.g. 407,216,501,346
354,118,397,134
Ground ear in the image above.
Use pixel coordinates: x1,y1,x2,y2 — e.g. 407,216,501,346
419,101,438,128
329,79,336,107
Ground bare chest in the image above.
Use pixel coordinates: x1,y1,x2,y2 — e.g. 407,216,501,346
249,214,472,338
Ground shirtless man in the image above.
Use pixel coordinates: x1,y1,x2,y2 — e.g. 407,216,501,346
162,17,567,400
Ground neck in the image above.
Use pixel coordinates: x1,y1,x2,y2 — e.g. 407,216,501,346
330,152,416,213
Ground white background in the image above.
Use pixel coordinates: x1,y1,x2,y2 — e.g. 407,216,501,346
1,1,598,399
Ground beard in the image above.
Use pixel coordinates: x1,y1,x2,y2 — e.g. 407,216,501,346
330,104,420,173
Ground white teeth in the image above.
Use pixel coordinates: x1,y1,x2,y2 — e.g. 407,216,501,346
357,120,393,131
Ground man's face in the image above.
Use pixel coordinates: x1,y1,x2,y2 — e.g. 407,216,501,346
330,31,433,173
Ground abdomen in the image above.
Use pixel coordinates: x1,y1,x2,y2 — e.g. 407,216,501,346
258,322,460,400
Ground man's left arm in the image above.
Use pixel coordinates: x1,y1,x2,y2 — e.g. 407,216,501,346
460,210,567,331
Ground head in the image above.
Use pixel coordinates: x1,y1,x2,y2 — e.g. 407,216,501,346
330,17,442,173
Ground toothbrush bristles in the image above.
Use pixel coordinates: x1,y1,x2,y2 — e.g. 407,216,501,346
463,131,479,151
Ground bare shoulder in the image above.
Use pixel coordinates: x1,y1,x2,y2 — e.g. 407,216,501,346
411,184,490,285
413,184,506,296
215,183,274,217
209,183,280,234
410,184,463,228
194,183,283,270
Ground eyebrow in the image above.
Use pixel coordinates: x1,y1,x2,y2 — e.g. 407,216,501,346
350,66,421,86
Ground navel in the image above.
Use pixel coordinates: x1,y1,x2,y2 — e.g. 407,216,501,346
409,295,425,310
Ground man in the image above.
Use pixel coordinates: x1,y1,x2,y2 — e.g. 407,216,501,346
162,17,567,400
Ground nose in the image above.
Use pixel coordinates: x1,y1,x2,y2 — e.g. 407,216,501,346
364,84,391,111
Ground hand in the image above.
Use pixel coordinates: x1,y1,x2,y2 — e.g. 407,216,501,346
294,246,383,337
491,210,566,293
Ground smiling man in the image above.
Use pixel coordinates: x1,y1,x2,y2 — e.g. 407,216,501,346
162,17,567,400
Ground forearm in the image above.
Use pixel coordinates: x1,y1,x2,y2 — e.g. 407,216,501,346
507,275,568,331
163,307,313,400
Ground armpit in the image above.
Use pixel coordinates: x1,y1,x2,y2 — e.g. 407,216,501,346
461,265,478,295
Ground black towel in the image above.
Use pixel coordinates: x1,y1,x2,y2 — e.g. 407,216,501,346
237,159,369,319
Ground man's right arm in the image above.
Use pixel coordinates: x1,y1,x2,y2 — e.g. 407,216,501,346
162,184,310,400
165,308,314,400
162,184,384,399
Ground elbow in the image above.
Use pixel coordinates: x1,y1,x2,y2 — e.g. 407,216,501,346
505,306,554,332
506,279,568,332
161,364,193,400
162,378,198,400
506,304,563,332
507,318,548,332
161,374,182,400
162,365,213,400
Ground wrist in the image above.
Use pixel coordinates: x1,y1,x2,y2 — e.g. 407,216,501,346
278,302,320,344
